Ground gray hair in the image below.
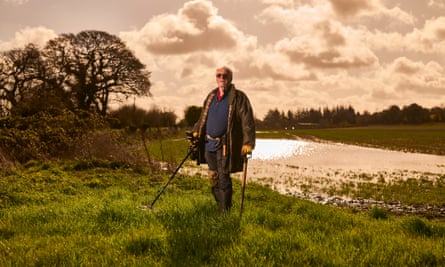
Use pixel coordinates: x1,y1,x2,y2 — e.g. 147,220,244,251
216,66,233,80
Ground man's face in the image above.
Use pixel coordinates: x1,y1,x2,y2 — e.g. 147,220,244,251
215,69,231,89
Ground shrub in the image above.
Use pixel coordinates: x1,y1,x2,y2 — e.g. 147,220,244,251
0,109,106,163
369,207,389,220
401,217,433,237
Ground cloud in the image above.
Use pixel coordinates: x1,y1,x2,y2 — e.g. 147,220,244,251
257,1,331,33
0,26,57,51
2,0,29,5
328,0,378,17
275,20,378,69
380,6,415,26
277,40,377,69
404,17,445,53
229,48,317,81
328,0,415,25
414,16,445,44
120,0,256,55
386,57,445,95
367,16,445,54
259,0,414,27
428,0,445,9
390,57,422,74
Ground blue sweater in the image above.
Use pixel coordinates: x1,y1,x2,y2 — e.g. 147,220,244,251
205,91,229,151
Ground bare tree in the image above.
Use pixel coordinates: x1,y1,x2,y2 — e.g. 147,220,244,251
0,44,43,116
43,30,151,115
1,30,151,117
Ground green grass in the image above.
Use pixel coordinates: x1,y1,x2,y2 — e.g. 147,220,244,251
328,175,445,207
259,124,445,155
1,162,445,266
1,125,445,266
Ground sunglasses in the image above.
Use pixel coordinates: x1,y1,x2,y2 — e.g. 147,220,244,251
216,73,230,79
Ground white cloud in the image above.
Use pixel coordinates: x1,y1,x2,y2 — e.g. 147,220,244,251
2,0,29,5
259,0,414,26
257,1,331,33
410,17,445,46
390,57,423,74
366,16,445,54
383,57,445,96
120,0,256,55
275,20,378,69
380,5,415,25
328,0,415,26
0,26,57,51
428,0,445,9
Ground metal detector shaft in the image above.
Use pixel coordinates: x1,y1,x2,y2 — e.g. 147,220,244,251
239,154,250,217
148,148,194,209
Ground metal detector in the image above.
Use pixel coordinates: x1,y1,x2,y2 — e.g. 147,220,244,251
138,143,197,210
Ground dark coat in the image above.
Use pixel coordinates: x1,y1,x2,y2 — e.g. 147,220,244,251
193,84,256,173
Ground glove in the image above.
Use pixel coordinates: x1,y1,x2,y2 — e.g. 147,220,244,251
241,144,253,156
188,131,199,148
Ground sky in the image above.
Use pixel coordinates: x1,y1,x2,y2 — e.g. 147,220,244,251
1,0,445,120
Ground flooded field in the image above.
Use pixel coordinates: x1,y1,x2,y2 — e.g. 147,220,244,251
246,139,445,198
252,139,445,172
184,138,445,213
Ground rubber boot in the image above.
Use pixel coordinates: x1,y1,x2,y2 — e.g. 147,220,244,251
211,186,218,203
219,188,232,214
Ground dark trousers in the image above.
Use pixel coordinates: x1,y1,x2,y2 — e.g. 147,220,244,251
205,149,231,190
205,149,232,212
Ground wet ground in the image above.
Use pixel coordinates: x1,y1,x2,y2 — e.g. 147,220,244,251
184,139,445,217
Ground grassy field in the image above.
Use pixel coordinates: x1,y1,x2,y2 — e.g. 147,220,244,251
1,161,445,266
1,125,445,266
265,123,445,155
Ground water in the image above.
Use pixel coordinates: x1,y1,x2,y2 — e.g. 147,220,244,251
251,139,445,173
243,139,445,198
251,139,314,160
185,138,445,201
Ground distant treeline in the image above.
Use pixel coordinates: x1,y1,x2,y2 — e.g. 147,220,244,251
109,102,445,130
256,103,445,130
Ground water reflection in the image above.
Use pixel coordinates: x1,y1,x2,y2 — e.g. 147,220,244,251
185,138,444,201
252,139,314,159
252,139,445,173
243,139,445,198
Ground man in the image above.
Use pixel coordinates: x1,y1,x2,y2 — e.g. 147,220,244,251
192,66,256,213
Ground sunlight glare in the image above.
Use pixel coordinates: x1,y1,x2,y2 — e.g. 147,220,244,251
252,139,312,160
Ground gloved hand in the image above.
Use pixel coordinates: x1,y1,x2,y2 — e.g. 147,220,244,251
241,144,253,156
188,131,199,148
